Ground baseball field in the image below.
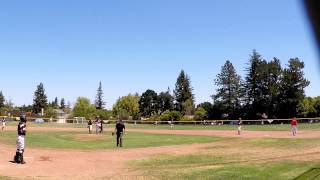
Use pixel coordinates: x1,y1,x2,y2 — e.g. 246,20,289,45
1,122,320,180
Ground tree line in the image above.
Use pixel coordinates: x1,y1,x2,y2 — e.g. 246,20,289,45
0,50,317,120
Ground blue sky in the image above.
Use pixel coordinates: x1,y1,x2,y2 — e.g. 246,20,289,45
0,0,319,109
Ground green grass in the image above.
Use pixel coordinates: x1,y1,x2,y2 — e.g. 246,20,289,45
131,155,320,180
131,154,320,180
126,123,320,131
245,138,320,149
129,137,320,179
294,168,320,180
162,161,319,180
0,177,15,180
0,131,225,150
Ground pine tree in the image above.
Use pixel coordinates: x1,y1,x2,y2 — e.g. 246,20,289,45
60,98,65,109
278,58,310,117
32,83,48,114
139,89,158,117
174,70,195,115
0,91,5,112
244,50,268,118
157,88,174,113
214,60,242,118
53,97,59,108
95,81,105,109
266,58,282,118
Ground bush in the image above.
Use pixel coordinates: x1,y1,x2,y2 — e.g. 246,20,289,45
44,107,57,118
160,110,171,121
194,107,207,120
94,109,112,120
118,109,130,120
170,111,182,121
159,110,182,121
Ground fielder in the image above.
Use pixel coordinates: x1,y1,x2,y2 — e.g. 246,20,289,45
114,119,125,147
14,115,27,164
87,119,93,134
95,116,101,134
237,118,242,135
291,117,298,136
1,117,6,131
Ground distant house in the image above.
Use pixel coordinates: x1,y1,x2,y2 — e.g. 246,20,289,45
54,109,69,123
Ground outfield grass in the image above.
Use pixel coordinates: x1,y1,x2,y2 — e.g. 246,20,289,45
0,177,15,180
126,123,320,131
131,154,320,180
294,168,320,180
0,131,226,150
130,137,320,179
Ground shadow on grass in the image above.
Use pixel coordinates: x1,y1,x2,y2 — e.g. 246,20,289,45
293,168,320,180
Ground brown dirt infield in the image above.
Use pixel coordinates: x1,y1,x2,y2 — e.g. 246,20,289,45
1,126,320,179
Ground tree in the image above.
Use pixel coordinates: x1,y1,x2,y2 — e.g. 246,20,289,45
244,50,275,118
265,58,282,118
53,97,59,109
194,107,207,120
113,94,140,119
197,102,213,119
174,70,195,114
159,110,182,121
313,96,320,117
94,109,112,120
0,91,5,113
32,83,48,114
157,88,174,113
44,107,58,118
95,81,105,109
72,97,96,119
278,58,310,117
298,97,316,117
139,89,158,117
182,99,195,115
214,60,242,118
60,98,65,109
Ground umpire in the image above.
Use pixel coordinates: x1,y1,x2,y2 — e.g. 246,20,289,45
114,119,125,147
14,115,27,164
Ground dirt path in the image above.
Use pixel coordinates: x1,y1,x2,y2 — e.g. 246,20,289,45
0,142,220,180
4,126,320,139
128,129,320,138
1,126,320,179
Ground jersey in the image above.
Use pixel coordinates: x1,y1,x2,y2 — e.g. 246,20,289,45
116,122,125,133
88,120,92,126
17,122,27,136
291,119,298,126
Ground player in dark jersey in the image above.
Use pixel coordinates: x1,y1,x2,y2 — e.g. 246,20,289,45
14,115,27,164
114,119,125,147
1,117,6,131
87,119,93,134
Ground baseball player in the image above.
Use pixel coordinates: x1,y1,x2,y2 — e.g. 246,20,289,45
14,115,27,164
95,116,101,134
291,117,298,136
237,118,242,135
114,119,125,147
1,117,6,131
87,119,93,134
100,119,104,134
